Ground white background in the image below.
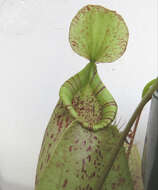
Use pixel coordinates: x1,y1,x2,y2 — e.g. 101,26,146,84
0,0,157,189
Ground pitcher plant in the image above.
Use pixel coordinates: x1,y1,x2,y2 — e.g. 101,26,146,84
34,5,158,190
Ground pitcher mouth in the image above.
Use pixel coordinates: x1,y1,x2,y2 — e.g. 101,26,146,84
59,62,117,131
72,83,103,127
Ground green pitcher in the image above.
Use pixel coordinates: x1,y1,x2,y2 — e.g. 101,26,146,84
35,5,134,190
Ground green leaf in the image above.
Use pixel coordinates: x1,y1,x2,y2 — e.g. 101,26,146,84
142,78,157,98
69,5,129,63
35,63,133,190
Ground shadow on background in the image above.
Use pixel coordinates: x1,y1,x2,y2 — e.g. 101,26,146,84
0,172,33,190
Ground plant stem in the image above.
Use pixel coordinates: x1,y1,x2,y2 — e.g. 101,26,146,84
100,78,158,189
127,111,141,158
